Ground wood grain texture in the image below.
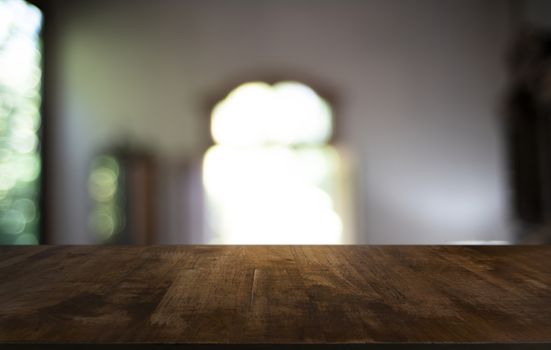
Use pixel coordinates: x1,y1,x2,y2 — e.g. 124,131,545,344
0,246,550,348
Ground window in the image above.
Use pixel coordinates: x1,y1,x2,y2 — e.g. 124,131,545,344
0,0,42,244
203,81,348,244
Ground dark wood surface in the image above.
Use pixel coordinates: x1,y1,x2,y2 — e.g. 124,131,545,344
0,246,550,349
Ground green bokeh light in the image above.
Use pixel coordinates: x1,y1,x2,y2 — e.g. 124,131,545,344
89,155,123,243
0,0,43,245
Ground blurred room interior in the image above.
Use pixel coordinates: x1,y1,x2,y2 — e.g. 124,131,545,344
1,0,551,245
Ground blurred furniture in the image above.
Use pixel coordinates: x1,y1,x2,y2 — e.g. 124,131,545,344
0,245,550,349
505,28,551,242
89,150,156,244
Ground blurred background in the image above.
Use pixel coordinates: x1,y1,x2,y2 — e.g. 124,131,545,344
1,0,550,245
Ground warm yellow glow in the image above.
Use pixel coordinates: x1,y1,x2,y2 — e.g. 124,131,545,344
204,81,343,244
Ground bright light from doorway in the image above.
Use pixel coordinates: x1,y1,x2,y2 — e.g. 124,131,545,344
204,81,344,244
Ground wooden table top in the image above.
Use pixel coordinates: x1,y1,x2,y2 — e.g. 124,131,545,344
0,245,550,349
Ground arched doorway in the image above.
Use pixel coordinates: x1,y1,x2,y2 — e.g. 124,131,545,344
203,81,349,244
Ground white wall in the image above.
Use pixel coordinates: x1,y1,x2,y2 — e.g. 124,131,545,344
49,0,514,244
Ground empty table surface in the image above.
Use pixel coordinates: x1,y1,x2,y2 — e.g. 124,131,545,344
0,245,550,349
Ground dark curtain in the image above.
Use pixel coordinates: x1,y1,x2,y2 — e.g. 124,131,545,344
505,28,551,240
